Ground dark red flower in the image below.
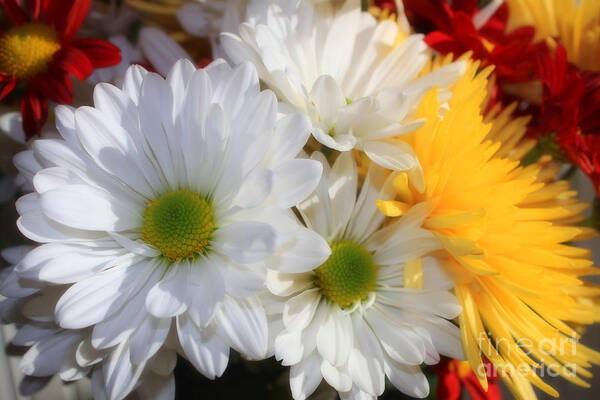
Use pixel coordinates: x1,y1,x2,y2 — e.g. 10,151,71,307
433,358,502,400
0,0,121,139
536,45,600,195
403,0,546,85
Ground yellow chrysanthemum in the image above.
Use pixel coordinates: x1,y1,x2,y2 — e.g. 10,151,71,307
378,63,600,399
505,0,600,71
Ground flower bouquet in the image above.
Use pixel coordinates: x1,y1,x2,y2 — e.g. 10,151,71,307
0,1,598,400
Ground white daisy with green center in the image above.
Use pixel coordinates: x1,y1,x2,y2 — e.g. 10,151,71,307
221,0,465,171
10,59,331,393
267,152,464,400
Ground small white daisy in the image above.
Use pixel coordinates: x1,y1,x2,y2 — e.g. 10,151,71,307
221,0,464,170
267,152,464,400
11,59,329,389
221,0,466,171
177,0,301,59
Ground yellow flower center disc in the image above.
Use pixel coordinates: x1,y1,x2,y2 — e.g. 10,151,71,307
0,23,61,79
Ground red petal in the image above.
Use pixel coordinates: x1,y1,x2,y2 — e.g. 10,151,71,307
58,47,93,80
0,76,17,100
479,3,508,40
26,0,41,19
403,0,454,33
197,57,213,69
464,379,502,400
0,0,28,24
434,369,462,400
425,31,467,57
33,71,73,104
21,91,48,139
71,38,122,68
452,0,478,13
61,0,92,41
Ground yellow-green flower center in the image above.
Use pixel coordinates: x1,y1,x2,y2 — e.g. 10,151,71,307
314,240,378,308
142,190,215,262
0,23,61,79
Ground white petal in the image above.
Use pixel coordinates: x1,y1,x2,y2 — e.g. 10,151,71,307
129,314,171,364
217,296,268,360
167,58,197,116
13,150,41,184
177,313,229,379
268,224,330,274
139,27,192,77
283,289,321,331
74,106,155,199
384,357,429,398
12,325,57,347
320,360,352,393
1,245,32,264
145,263,189,318
39,184,141,231
266,270,313,297
55,260,146,329
312,127,357,152
0,267,40,298
220,259,265,299
21,331,80,376
310,75,345,126
139,72,180,189
328,151,357,237
274,328,304,366
268,112,312,165
317,307,353,366
214,221,276,263
92,265,162,349
123,64,149,105
38,246,124,284
186,257,225,327
347,314,385,396
363,141,416,171
232,168,273,208
270,159,322,208
289,353,322,400
365,307,425,365
103,341,145,400
377,289,462,320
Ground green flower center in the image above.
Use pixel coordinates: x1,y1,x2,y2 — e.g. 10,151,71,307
142,190,215,262
314,240,378,308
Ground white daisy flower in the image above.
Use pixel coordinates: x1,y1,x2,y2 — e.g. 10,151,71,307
267,152,464,400
11,59,328,388
221,0,466,170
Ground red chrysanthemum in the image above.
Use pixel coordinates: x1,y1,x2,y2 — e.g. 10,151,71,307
537,45,600,195
0,0,120,138
433,358,502,400
403,0,546,85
